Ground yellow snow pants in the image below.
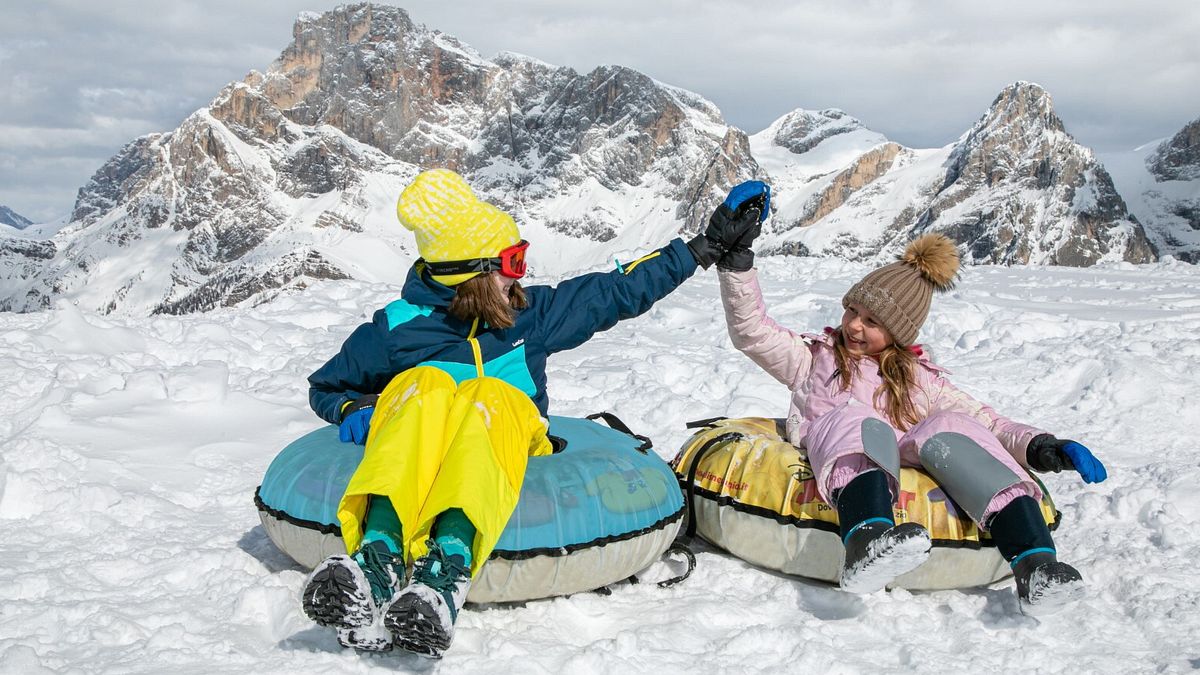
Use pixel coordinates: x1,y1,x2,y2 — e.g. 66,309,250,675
337,366,550,576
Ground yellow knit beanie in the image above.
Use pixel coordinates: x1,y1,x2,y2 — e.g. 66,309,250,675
396,169,521,286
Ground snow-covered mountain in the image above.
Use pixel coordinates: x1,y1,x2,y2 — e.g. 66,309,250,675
0,6,1187,316
0,206,32,230
1101,118,1200,263
755,83,1157,265
0,3,755,315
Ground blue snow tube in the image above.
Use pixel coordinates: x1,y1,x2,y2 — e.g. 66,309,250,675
255,414,686,603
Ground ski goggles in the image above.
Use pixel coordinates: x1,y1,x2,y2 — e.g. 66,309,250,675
423,240,530,279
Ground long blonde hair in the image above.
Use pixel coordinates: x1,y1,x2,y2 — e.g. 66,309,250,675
448,274,527,329
830,327,921,431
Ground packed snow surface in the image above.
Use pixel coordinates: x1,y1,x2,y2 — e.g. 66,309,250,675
1,254,1198,673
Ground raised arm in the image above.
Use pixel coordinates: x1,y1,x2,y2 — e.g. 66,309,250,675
532,238,698,354
532,180,773,353
718,268,814,387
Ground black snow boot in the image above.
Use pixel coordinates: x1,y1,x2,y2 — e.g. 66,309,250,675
989,496,1084,615
1011,551,1085,615
836,470,931,593
301,540,406,638
384,540,472,659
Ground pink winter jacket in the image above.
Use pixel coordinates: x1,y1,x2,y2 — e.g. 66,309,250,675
718,269,1045,465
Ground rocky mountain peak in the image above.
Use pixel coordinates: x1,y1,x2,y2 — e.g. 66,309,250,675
0,206,33,229
977,81,1064,136
766,108,866,155
1147,117,1200,182
922,81,1154,265
255,3,488,164
943,82,1068,188
0,4,752,315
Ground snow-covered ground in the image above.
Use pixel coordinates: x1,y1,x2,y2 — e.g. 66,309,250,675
1,254,1198,673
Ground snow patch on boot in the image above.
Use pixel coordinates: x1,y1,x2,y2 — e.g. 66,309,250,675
336,623,394,652
385,582,460,658
302,555,375,629
1019,561,1085,616
384,546,472,659
840,522,932,594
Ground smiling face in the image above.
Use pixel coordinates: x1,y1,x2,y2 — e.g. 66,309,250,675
840,303,893,356
490,271,515,304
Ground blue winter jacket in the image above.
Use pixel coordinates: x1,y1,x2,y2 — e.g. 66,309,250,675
308,238,699,423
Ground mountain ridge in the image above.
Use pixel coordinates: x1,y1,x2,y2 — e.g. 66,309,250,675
0,5,1189,316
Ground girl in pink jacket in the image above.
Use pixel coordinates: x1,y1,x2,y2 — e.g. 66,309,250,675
716,225,1107,614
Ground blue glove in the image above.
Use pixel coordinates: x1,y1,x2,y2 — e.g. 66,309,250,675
338,395,378,445
722,180,771,223
1027,434,1107,484
1061,441,1107,484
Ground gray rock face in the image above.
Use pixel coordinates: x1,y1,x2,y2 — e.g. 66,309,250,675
1147,118,1200,248
1148,119,1200,182
255,4,752,234
914,82,1155,265
1102,116,1200,263
0,206,33,229
0,236,56,312
769,109,865,155
0,3,751,315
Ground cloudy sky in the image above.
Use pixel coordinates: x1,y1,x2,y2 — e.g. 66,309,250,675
2,0,1197,222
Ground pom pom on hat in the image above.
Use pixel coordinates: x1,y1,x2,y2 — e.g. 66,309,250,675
841,233,960,346
396,169,521,286
901,233,959,291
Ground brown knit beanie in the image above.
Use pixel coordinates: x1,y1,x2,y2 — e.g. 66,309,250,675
842,234,960,346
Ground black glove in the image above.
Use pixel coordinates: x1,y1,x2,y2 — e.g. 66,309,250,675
1026,434,1074,473
687,181,771,270
340,394,380,421
718,241,757,272
1026,434,1108,483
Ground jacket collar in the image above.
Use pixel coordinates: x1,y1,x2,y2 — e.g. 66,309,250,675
400,262,458,309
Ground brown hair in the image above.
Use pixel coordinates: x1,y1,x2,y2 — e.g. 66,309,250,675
448,274,528,329
830,328,921,431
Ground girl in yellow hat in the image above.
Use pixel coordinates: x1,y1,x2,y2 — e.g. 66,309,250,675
301,169,769,657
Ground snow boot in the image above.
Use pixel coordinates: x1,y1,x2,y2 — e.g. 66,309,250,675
835,470,931,593
1012,551,1085,616
986,496,1082,615
384,540,472,659
839,520,932,593
301,540,406,633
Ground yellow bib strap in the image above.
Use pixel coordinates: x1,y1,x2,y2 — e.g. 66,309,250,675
467,318,485,378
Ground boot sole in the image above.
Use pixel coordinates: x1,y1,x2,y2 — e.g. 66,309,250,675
840,526,932,594
385,596,452,659
302,561,373,629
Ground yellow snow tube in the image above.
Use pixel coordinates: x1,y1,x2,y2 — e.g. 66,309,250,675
672,417,1060,590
